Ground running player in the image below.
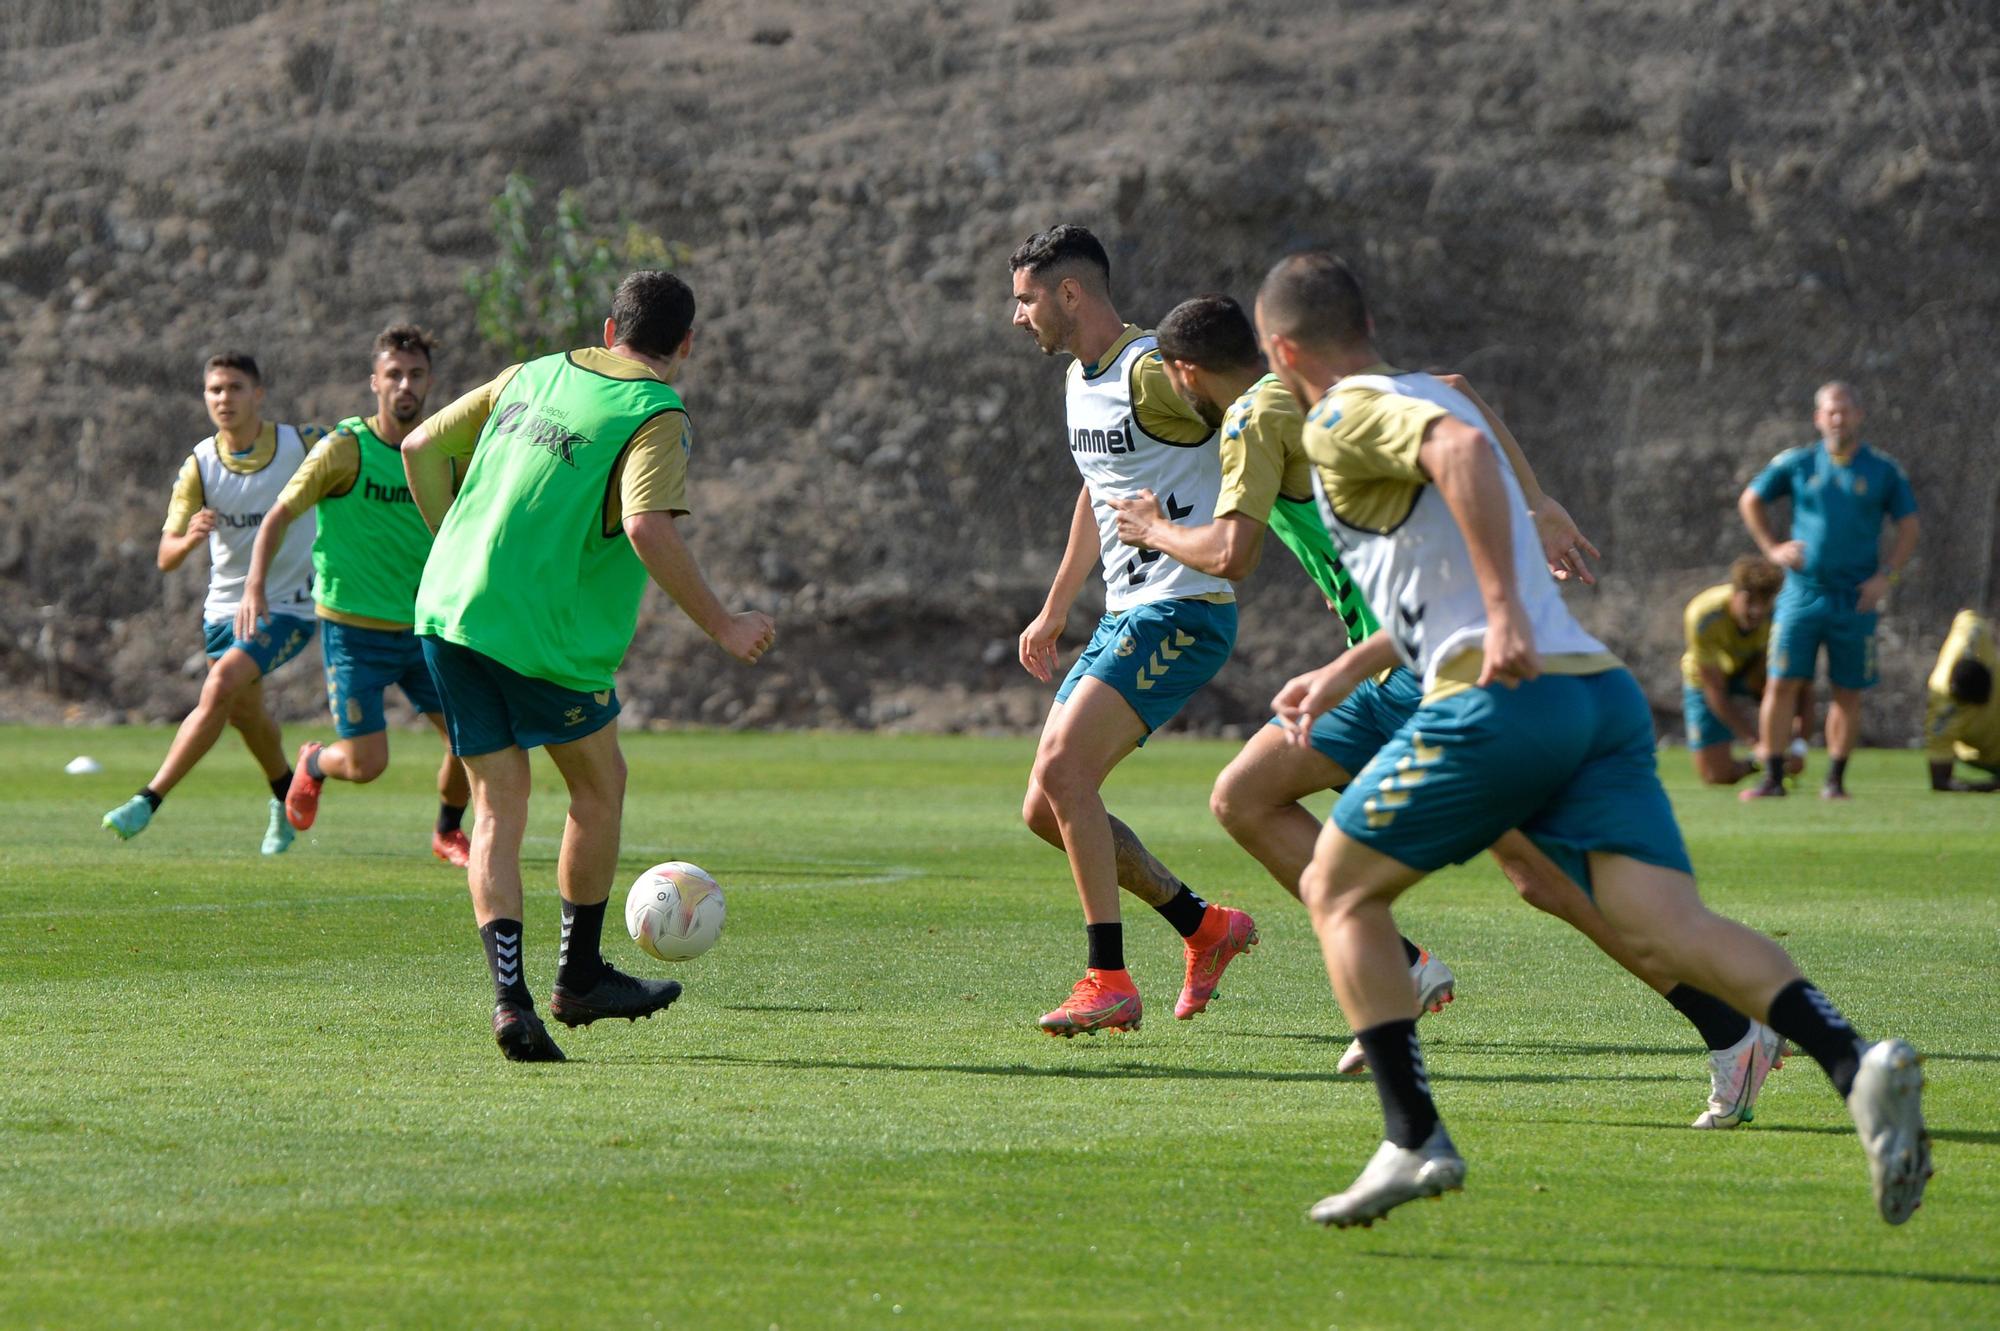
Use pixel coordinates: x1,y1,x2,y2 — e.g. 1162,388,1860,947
1258,251,1928,1229
1680,555,1796,785
1738,382,1919,801
237,325,472,865
1113,295,1782,1129
1010,225,1258,1036
1923,610,2000,792
102,352,319,854
402,270,775,1063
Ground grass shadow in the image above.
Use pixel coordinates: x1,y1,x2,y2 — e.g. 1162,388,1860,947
591,1051,1683,1088
1357,1248,2000,1288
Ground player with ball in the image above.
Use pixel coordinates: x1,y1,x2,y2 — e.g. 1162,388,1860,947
402,271,775,1062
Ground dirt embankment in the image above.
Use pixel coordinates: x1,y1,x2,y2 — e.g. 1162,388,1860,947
3,1,1995,743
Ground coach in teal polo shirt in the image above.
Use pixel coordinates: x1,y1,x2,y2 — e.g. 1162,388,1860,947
1738,381,1919,801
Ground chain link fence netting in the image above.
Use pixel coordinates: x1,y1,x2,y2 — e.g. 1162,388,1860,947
2,0,1994,743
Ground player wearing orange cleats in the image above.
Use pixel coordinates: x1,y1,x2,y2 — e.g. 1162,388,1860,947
239,326,471,867
1010,225,1259,1037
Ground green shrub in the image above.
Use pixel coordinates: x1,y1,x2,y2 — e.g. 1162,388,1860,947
463,173,689,362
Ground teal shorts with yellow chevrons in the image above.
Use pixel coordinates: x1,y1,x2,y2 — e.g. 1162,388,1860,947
1332,667,1691,893
1056,597,1236,740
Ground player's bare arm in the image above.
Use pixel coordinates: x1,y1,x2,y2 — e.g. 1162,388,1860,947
401,425,455,533
1698,662,1757,743
623,510,774,665
1272,630,1400,744
233,498,304,642
1420,416,1539,686
1737,487,1804,569
1857,513,1919,613
1107,488,1267,579
1018,484,1097,683
1435,373,1599,586
157,509,216,572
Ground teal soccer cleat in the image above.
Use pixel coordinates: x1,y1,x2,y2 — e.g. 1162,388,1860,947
102,796,153,841
261,797,295,855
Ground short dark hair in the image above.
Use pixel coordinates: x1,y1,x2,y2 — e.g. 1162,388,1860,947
1256,252,1370,349
373,323,435,364
204,351,261,384
1156,294,1263,372
1949,657,1993,707
610,270,697,358
1009,224,1111,292
1728,554,1784,600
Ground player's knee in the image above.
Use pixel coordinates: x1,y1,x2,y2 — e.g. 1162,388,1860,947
1690,749,1734,785
1208,773,1245,834
349,753,388,783
1030,752,1091,810
1297,861,1345,921
1020,783,1060,840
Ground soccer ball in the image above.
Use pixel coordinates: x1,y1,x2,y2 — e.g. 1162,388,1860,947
625,861,726,962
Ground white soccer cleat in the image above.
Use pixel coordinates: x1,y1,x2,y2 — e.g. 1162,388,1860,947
1310,1125,1466,1228
1337,950,1457,1075
1692,1021,1783,1129
1847,1039,1933,1225
1412,949,1456,1014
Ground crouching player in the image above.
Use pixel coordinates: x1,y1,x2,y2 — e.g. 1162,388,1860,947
1924,610,2000,792
239,325,472,864
1258,251,1930,1229
1680,555,1809,785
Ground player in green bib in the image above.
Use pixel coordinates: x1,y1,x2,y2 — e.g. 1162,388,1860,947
240,325,473,865
401,270,776,1064
1111,296,1789,1130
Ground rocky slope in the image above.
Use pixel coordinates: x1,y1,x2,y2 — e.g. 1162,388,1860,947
3,0,1996,745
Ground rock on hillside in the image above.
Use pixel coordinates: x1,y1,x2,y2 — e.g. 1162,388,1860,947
2,0,1996,745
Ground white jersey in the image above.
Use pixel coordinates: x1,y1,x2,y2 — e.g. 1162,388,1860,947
193,425,316,620
1064,333,1231,612
1307,372,1606,690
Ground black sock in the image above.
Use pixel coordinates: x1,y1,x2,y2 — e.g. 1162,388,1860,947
479,919,531,1007
1086,922,1125,972
138,787,163,812
1757,757,1785,791
436,802,466,835
1355,1018,1440,1148
1665,984,1752,1051
1765,978,1866,1097
1826,756,1848,789
557,898,608,992
1153,886,1209,939
1400,936,1422,968
269,770,293,803
305,747,325,781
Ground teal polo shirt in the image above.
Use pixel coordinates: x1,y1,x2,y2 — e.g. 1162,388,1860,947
1749,441,1916,590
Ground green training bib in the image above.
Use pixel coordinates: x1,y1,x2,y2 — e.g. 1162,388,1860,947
415,352,685,692
312,416,435,623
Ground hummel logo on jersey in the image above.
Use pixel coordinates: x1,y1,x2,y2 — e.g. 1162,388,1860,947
363,477,414,504
1070,425,1133,456
217,510,266,530
492,400,590,466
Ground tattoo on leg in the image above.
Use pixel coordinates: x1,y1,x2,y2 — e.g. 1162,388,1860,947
1109,815,1182,908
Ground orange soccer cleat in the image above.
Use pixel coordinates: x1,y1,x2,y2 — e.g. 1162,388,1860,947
1039,968,1143,1037
1175,905,1259,1019
432,827,472,868
285,742,324,830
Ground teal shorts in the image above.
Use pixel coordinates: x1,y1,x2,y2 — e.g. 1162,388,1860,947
322,620,445,739
1680,676,1758,750
1771,581,1877,690
1264,667,1425,782
419,636,620,757
1333,668,1692,894
203,613,316,678
1056,597,1236,738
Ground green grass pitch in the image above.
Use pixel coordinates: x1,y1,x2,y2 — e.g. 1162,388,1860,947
2,725,1995,1328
